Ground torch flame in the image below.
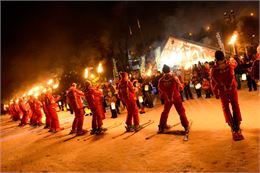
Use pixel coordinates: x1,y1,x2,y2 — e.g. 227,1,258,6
47,79,54,85
52,84,59,89
184,62,192,70
146,69,152,77
97,63,103,73
90,74,95,79
84,68,89,79
42,88,47,93
228,33,237,45
34,92,39,98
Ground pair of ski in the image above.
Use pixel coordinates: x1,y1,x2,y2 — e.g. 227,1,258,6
112,120,154,140
79,122,124,141
145,120,193,141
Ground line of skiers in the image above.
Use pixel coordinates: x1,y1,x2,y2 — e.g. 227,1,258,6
6,49,259,141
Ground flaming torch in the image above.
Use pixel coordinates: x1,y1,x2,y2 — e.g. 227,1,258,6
228,33,237,55
97,63,103,74
52,84,59,89
47,79,54,85
84,68,89,79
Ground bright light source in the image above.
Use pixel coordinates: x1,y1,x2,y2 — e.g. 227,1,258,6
84,68,88,79
184,62,192,70
42,88,47,93
47,79,54,85
109,79,112,83
228,33,237,45
90,74,95,79
34,92,39,98
250,12,254,16
206,26,210,31
189,32,192,36
52,84,59,89
97,63,103,73
146,68,152,77
252,34,255,38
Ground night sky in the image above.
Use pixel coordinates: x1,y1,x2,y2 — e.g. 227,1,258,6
1,1,259,102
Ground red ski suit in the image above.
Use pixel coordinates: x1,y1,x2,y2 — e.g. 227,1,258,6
9,103,20,121
40,94,51,127
67,86,85,133
118,80,139,127
28,99,37,125
158,73,189,128
19,100,31,125
211,60,242,128
45,92,61,131
33,99,43,125
84,87,104,130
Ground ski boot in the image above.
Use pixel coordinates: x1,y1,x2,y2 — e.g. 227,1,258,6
76,129,88,136
232,130,244,141
69,129,76,135
134,125,142,132
96,127,107,134
158,125,164,134
125,125,134,132
184,124,190,135
90,129,97,135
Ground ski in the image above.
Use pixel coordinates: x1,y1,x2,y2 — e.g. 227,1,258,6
123,120,154,140
82,122,124,141
112,120,153,139
145,122,181,140
183,120,193,141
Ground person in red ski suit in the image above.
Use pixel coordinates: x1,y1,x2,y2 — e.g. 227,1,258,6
67,83,87,136
18,98,31,126
84,81,106,134
33,97,43,126
211,50,244,141
40,93,51,129
28,96,37,126
118,72,140,132
45,89,63,133
158,64,190,133
9,101,20,121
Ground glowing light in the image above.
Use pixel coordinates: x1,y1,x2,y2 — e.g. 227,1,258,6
109,79,112,83
146,68,152,77
28,89,34,96
47,79,54,85
184,62,192,70
111,102,116,110
228,33,237,45
42,88,47,93
52,84,59,89
206,26,210,31
250,12,254,16
34,92,39,98
15,99,19,103
23,94,26,97
97,63,103,73
138,96,143,103
84,68,89,79
189,32,192,36
195,83,202,89
242,73,247,81
90,74,95,79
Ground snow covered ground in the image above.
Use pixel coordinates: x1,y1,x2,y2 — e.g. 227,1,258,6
1,86,259,172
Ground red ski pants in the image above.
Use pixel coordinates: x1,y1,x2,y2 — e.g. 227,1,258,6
125,99,139,126
219,89,242,127
91,105,103,129
47,106,61,131
72,108,84,132
159,96,189,128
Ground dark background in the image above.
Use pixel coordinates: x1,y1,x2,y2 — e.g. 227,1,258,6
1,1,259,102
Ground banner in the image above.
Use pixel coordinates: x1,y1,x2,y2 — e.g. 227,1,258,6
216,32,226,56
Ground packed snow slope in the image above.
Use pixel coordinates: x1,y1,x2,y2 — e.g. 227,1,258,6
1,88,259,172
